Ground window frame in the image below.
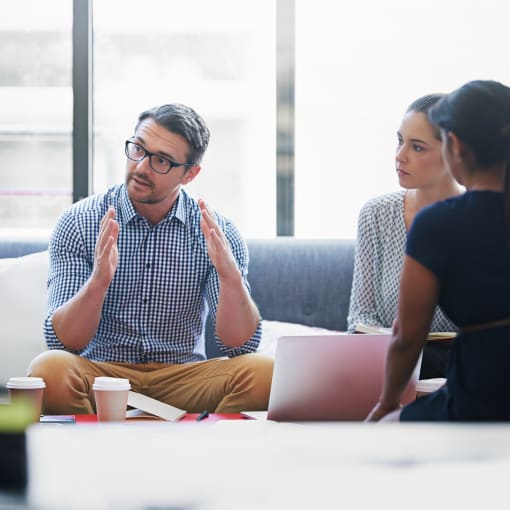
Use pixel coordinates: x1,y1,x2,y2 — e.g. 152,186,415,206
73,0,295,235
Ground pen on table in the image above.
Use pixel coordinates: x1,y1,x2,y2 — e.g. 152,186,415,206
196,410,209,421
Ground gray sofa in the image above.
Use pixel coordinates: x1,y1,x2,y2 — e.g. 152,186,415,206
207,238,355,357
0,237,355,380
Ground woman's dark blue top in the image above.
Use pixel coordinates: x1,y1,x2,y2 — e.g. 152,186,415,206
401,191,510,421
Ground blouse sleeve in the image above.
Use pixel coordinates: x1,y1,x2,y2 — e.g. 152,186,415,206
347,201,383,332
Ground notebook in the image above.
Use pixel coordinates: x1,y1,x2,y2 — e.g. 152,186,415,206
354,322,456,341
267,334,421,421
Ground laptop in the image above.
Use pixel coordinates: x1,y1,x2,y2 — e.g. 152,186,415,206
266,334,421,421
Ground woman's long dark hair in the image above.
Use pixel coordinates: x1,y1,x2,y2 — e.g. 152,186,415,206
428,80,510,243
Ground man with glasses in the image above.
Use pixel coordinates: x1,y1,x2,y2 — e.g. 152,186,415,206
29,103,273,416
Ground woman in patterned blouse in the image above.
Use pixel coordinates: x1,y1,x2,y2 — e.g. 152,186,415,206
347,94,464,378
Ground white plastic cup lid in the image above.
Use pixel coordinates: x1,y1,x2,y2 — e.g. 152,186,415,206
416,378,446,393
6,377,46,389
92,377,131,391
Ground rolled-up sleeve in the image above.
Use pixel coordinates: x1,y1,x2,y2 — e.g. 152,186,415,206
204,218,261,357
44,210,92,351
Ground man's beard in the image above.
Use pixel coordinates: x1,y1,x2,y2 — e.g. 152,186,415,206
126,173,161,204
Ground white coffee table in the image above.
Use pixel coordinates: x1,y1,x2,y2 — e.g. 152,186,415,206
27,420,510,509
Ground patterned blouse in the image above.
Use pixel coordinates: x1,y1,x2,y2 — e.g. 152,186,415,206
347,191,456,333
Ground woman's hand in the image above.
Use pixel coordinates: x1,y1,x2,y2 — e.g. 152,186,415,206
365,401,401,422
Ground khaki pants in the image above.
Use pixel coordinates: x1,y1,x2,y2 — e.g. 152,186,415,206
28,350,274,415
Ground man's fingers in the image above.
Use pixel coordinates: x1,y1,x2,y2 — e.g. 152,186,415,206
207,227,224,251
200,204,215,227
199,200,218,229
98,234,116,260
99,207,116,238
97,211,119,253
100,206,116,229
200,208,228,248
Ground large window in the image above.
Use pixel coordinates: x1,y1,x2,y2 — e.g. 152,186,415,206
93,0,276,237
0,0,72,238
2,0,510,239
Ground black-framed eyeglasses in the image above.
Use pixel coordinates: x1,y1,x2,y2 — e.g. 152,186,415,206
124,140,194,175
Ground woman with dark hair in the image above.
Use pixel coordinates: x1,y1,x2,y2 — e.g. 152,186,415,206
367,80,510,422
347,94,463,379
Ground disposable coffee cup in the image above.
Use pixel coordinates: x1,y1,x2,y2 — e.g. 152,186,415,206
416,378,446,399
6,377,46,423
92,377,131,422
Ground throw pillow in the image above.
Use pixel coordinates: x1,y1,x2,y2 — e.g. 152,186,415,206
0,251,49,386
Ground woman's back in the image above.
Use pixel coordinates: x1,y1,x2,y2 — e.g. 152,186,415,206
407,190,510,419
367,80,510,423
407,191,510,327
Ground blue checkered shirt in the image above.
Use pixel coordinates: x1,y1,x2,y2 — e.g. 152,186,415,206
44,184,261,363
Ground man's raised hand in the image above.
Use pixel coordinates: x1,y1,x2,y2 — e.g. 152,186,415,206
92,206,119,289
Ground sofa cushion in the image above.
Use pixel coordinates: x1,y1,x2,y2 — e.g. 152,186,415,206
247,238,354,331
0,251,48,386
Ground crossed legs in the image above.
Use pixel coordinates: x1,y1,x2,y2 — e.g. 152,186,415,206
28,350,274,415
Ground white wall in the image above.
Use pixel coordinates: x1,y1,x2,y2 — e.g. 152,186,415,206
295,0,510,238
